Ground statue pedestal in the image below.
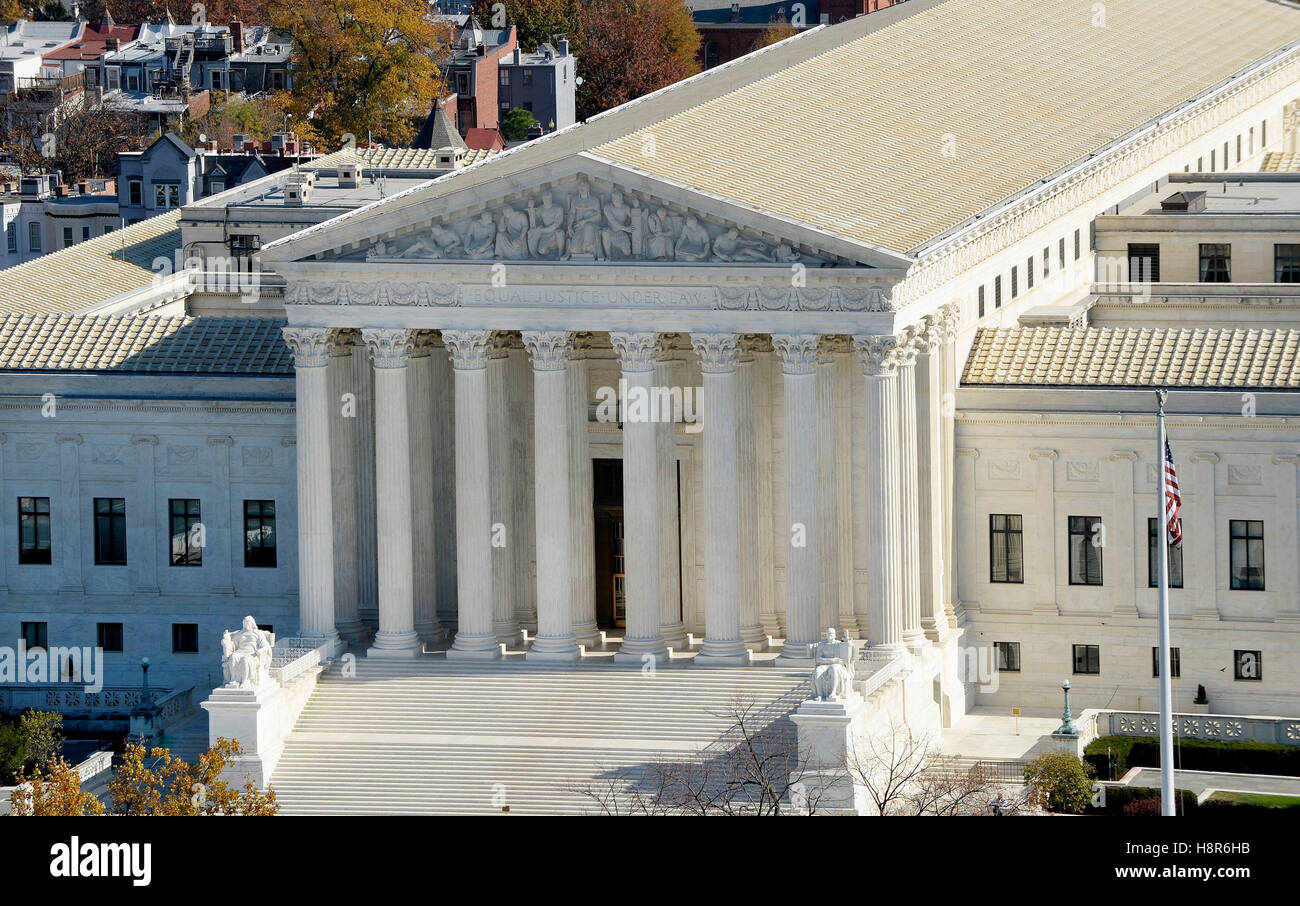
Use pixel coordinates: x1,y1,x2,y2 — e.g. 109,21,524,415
200,681,283,789
1044,731,1084,758
789,695,870,815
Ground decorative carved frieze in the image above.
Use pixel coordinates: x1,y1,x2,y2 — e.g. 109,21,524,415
521,330,573,371
691,333,740,373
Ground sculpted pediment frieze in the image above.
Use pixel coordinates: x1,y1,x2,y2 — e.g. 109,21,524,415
339,174,846,267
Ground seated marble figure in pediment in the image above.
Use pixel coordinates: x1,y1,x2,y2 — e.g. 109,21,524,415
359,176,830,266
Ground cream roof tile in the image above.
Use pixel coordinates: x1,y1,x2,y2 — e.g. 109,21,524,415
0,314,291,374
595,0,1300,254
962,327,1300,389
0,210,181,315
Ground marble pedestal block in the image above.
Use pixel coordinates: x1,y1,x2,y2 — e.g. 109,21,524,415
200,682,284,790
789,695,870,815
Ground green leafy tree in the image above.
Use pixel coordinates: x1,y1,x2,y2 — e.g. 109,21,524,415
500,107,539,141
0,722,26,785
18,710,62,770
475,0,582,53
1023,751,1095,814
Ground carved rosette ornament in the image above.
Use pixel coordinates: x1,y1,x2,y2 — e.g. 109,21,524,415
691,333,740,374
609,331,660,373
771,334,821,375
441,329,493,370
521,330,573,371
282,327,335,368
854,334,901,377
361,328,413,369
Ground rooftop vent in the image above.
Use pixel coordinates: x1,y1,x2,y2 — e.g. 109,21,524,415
283,170,315,206
337,161,363,188
1160,190,1207,213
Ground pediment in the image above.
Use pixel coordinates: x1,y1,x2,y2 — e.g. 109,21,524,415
263,153,914,272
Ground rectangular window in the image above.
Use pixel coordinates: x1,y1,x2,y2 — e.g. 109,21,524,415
1147,518,1183,588
1224,141,1229,167
97,622,123,652
1042,246,1050,279
93,497,127,565
1263,119,1267,147
28,222,41,253
994,275,1002,308
81,226,90,241
522,69,534,87
498,69,510,87
1199,243,1231,282
21,621,48,650
977,285,985,318
989,514,1024,583
1058,237,1066,269
244,500,277,568
1236,134,1242,163
1229,519,1265,590
62,226,73,248
1275,244,1300,283
1152,646,1181,678
172,623,199,653
5,222,15,253
128,179,142,206
1072,644,1100,675
994,641,1020,672
1249,127,1254,155
1010,265,1018,298
1027,256,1034,289
1068,515,1103,586
1197,156,1203,171
1234,649,1262,681
1073,228,1080,260
18,497,51,564
170,498,202,566
1210,148,1216,171
1128,243,1160,282
154,184,180,209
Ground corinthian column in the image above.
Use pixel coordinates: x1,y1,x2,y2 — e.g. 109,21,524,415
568,336,600,647
328,331,366,644
895,331,925,650
736,337,766,649
772,334,821,664
283,327,341,652
655,336,688,649
815,338,840,632
361,328,419,656
855,334,905,654
915,315,945,639
443,329,502,659
408,332,445,643
610,331,668,664
522,330,581,661
691,332,750,666
487,335,521,646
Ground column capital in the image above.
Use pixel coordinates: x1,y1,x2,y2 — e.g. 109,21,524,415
853,334,901,377
939,301,961,340
916,315,946,352
566,331,595,361
1189,451,1220,465
522,330,573,371
1028,448,1058,461
691,332,740,373
1109,449,1139,462
283,326,334,367
488,330,513,359
408,329,438,357
442,328,492,370
362,328,413,369
610,331,660,372
130,434,159,446
742,333,774,354
329,328,360,356
771,333,821,375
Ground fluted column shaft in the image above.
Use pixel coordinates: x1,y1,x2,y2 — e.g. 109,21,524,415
654,339,688,649
754,342,780,640
939,305,960,628
773,334,821,663
610,332,668,664
328,333,365,644
429,335,459,631
916,316,946,639
857,335,906,654
361,328,419,656
896,336,925,648
354,339,379,627
692,333,750,666
408,334,445,643
523,330,581,661
568,341,600,647
487,337,522,645
444,329,502,659
283,328,341,650
815,340,840,632
735,340,766,649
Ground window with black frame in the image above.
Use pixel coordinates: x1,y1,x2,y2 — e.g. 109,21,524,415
1152,646,1181,678
1068,516,1103,585
989,514,1024,583
18,497,51,564
170,498,202,566
994,641,1020,672
1072,644,1100,675
1275,244,1300,283
1229,519,1264,590
1199,243,1231,282
93,497,126,565
243,500,277,568
1234,649,1262,681
1147,517,1183,588
1128,243,1160,282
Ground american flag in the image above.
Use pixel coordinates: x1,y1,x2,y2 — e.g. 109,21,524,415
1163,437,1183,549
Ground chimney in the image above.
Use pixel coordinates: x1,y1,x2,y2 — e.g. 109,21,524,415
105,36,119,50
229,19,244,54
513,47,521,64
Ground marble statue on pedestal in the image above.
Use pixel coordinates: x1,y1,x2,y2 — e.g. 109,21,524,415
221,615,274,689
811,628,854,702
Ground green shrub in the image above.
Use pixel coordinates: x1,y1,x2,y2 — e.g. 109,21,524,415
1087,784,1199,815
1023,751,1095,814
1086,735,1300,778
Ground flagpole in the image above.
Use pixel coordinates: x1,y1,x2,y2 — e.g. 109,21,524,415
1155,389,1176,816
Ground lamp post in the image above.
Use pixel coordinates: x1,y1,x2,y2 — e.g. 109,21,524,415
140,656,152,706
1055,679,1078,735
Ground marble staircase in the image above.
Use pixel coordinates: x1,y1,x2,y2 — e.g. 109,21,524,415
270,657,809,815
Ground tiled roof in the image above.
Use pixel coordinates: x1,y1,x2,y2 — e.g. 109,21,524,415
595,0,1300,254
1261,151,1300,172
309,146,496,172
0,314,292,374
962,327,1300,389
0,210,181,315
